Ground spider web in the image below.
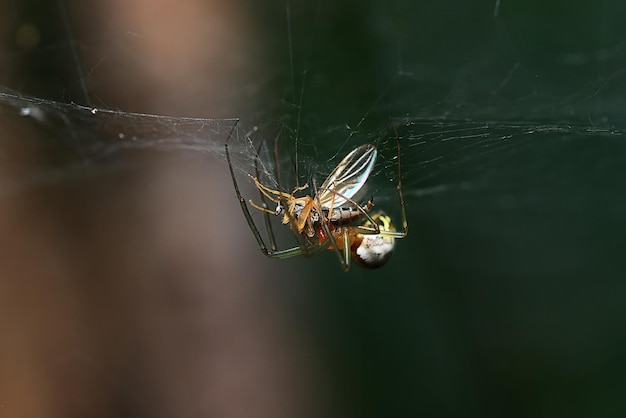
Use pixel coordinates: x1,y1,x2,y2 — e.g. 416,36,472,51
3,0,626,210
2,1,626,418
0,88,243,196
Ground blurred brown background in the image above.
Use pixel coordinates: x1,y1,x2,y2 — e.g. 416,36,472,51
0,1,329,417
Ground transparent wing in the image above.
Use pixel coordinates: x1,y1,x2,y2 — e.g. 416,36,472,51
318,144,377,208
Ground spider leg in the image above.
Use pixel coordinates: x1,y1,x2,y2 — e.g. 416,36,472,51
393,125,408,238
341,228,351,270
225,122,270,255
360,127,409,240
254,140,278,251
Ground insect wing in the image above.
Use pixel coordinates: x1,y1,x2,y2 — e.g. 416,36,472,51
318,144,377,208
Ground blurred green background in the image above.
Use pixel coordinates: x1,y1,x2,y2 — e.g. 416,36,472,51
2,0,626,417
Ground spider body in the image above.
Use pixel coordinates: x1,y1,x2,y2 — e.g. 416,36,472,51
225,130,408,271
317,212,396,269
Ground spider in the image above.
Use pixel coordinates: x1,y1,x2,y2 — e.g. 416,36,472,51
224,127,408,271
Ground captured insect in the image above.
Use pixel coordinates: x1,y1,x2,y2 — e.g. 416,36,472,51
225,127,408,271
248,143,377,238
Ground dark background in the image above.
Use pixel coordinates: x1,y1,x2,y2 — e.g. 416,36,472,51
1,0,626,417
